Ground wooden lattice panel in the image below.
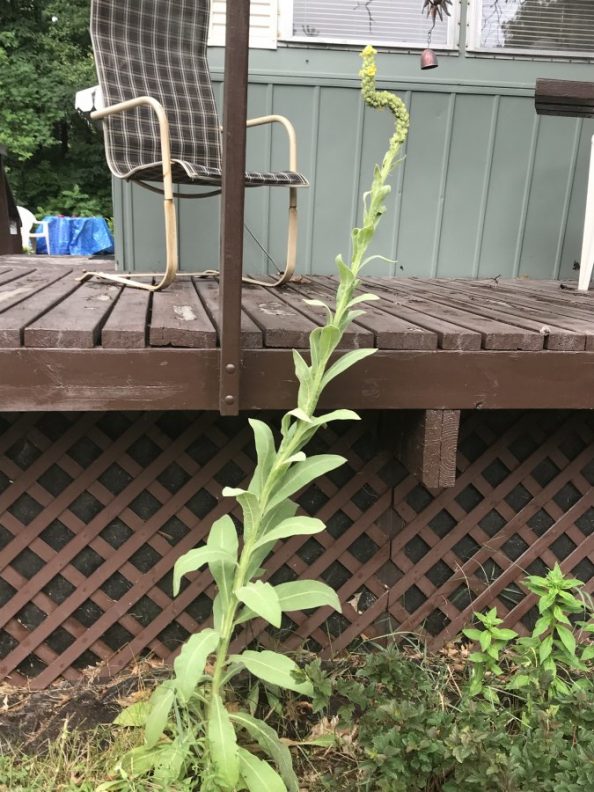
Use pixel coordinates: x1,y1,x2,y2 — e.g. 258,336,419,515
0,410,593,688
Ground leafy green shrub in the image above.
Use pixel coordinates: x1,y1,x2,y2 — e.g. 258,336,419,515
332,564,594,792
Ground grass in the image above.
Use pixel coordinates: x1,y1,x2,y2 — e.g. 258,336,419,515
0,722,143,792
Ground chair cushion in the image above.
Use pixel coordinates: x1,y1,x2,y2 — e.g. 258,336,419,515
128,161,309,187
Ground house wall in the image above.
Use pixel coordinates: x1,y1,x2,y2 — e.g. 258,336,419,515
112,43,594,280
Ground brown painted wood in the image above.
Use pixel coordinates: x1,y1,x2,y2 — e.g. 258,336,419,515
194,278,262,348
2,348,594,411
271,284,373,349
419,280,588,351
460,280,594,348
394,409,460,489
287,279,438,350
0,275,82,347
536,78,594,118
101,285,150,348
24,281,120,348
325,277,481,350
0,269,72,316
365,278,542,350
240,284,316,347
149,277,216,348
218,0,250,414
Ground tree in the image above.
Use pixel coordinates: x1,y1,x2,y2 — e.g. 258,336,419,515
0,0,111,216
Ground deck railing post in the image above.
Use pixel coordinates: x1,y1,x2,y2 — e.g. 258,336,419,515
218,0,250,415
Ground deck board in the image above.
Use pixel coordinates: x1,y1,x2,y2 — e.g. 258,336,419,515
149,278,216,348
1,259,593,355
24,281,120,349
2,256,594,411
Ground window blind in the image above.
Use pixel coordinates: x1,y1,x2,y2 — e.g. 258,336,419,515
290,0,451,47
477,0,594,54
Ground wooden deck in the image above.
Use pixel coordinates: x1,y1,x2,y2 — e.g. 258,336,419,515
2,255,594,411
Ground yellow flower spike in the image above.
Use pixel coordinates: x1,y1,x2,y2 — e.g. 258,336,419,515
359,45,410,154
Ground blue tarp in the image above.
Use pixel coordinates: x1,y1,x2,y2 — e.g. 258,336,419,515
36,215,114,256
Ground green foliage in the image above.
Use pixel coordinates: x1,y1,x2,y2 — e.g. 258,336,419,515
1,0,111,216
105,48,410,791
466,563,593,701
328,565,594,792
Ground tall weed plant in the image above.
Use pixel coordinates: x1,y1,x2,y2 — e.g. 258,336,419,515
100,46,409,792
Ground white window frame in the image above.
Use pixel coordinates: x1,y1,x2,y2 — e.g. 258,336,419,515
466,0,594,59
278,0,460,51
208,0,279,50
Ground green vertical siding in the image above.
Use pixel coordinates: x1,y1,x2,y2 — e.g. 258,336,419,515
112,45,594,280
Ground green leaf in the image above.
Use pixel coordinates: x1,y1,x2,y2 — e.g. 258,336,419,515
254,516,326,549
303,297,332,316
144,683,175,748
539,635,553,663
222,486,247,497
490,627,518,641
462,628,483,642
532,615,551,638
556,624,577,656
238,746,287,792
230,711,299,792
237,491,261,543
347,293,380,307
230,650,314,697
208,693,240,788
479,631,492,651
275,580,341,613
173,547,235,596
173,628,219,702
247,500,298,578
581,645,594,661
207,515,238,612
507,674,531,690
310,409,360,426
113,700,151,728
152,737,190,786
236,581,282,628
249,418,276,495
468,652,488,664
268,454,345,509
310,324,341,370
321,348,376,388
287,408,312,423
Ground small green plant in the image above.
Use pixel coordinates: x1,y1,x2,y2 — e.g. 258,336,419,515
104,46,409,792
463,608,517,702
465,564,594,702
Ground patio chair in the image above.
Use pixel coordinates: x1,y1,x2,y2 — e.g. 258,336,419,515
82,0,308,292
17,207,51,255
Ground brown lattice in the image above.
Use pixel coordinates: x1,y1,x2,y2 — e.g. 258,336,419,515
0,410,593,688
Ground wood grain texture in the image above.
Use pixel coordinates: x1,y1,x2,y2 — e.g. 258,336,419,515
24,281,120,348
394,409,460,489
149,278,216,348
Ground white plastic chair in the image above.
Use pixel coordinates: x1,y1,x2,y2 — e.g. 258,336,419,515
17,207,51,255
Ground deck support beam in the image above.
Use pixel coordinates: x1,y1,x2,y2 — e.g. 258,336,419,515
218,0,250,415
393,410,460,489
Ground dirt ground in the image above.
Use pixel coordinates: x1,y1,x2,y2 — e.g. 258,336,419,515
0,663,165,754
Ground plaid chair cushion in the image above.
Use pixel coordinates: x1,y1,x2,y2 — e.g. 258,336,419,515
91,0,308,188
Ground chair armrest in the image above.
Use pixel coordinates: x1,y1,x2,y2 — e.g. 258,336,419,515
90,97,173,199
246,114,298,173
